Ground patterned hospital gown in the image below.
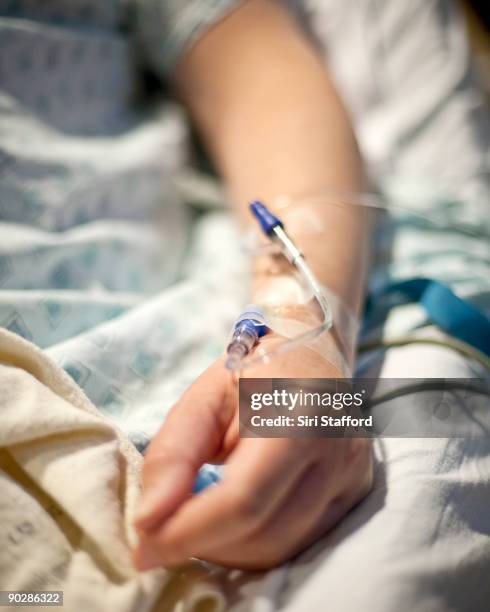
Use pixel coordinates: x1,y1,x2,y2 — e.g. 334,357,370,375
0,0,246,454
0,0,489,456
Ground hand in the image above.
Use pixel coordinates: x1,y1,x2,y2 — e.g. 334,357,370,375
132,337,373,570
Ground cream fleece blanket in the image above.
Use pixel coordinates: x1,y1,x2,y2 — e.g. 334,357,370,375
0,327,225,612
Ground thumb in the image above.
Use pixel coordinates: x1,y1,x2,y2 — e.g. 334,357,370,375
134,359,236,532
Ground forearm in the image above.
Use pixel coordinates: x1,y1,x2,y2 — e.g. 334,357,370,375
135,4,374,569
175,0,370,355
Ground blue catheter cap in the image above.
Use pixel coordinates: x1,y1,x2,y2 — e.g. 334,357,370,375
234,305,269,338
249,200,283,236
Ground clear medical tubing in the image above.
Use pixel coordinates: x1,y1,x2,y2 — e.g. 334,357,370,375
233,191,486,371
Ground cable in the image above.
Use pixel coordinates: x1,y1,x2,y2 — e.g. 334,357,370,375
358,335,490,371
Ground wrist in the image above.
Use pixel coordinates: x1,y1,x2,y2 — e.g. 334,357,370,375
255,331,347,378
253,275,358,368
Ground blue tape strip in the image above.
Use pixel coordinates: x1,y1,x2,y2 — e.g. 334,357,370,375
367,278,490,356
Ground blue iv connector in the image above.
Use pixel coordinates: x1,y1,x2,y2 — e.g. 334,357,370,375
225,305,268,370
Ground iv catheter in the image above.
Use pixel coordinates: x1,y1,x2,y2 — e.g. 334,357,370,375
249,201,332,329
225,200,333,370
225,305,268,370
225,193,490,371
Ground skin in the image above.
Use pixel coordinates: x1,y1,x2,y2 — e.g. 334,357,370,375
133,0,373,570
133,338,373,570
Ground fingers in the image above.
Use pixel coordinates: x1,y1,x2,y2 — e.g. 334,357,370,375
198,460,343,568
199,439,372,568
134,437,315,569
134,438,373,571
251,439,373,564
134,361,236,531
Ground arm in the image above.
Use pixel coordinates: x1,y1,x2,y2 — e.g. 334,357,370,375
175,0,368,320
133,0,373,570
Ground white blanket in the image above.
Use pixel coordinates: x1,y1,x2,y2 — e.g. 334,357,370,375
0,327,225,612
